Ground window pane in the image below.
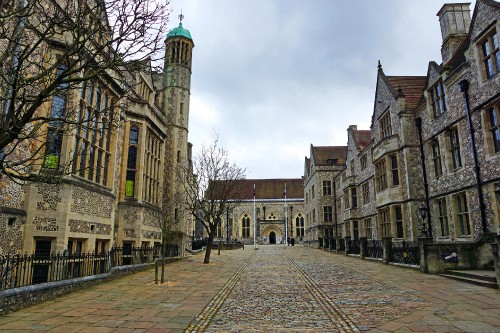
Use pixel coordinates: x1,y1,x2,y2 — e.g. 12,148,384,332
130,127,139,144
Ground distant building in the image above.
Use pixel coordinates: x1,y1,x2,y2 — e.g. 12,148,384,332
303,145,347,245
210,179,304,245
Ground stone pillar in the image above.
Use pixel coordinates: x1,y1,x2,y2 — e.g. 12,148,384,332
382,237,392,264
345,237,351,256
418,237,434,273
335,236,340,253
491,235,500,289
360,237,367,260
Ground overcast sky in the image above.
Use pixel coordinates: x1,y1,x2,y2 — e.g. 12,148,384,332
167,0,476,179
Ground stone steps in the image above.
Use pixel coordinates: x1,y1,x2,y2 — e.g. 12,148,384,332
439,270,498,289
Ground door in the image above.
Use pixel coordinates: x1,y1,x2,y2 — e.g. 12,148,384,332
269,232,276,244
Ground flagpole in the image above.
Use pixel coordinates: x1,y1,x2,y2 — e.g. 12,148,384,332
253,184,256,249
284,182,287,249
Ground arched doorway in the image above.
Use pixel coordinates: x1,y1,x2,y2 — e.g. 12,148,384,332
269,231,276,244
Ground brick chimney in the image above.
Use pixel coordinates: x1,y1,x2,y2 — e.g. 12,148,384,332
437,3,471,64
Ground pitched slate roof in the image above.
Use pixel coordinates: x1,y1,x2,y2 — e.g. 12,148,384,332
234,178,304,200
311,145,347,165
386,76,427,110
353,130,371,151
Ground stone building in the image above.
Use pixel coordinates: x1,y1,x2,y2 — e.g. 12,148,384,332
0,14,195,257
212,179,304,245
303,145,347,245
335,126,374,241
416,0,500,242
323,0,500,272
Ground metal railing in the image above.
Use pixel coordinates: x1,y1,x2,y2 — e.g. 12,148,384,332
391,241,420,265
339,238,346,252
366,240,383,259
348,239,361,254
0,245,178,291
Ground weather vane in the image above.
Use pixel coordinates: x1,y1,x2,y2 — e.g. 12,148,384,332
178,10,184,23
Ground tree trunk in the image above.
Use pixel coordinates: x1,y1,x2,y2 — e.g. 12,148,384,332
204,232,214,264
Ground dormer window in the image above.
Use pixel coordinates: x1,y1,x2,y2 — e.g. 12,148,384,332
430,80,446,118
327,158,337,165
480,30,499,79
379,111,392,139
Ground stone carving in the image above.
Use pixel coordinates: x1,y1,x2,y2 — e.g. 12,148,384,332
142,230,161,240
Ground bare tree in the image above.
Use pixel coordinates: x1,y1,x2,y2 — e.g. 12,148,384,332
153,191,181,284
0,0,169,183
182,135,246,264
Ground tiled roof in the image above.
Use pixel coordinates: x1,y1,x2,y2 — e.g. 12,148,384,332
311,145,347,165
232,178,304,200
353,130,371,151
386,76,426,110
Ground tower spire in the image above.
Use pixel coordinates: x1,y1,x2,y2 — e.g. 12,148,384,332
178,10,184,23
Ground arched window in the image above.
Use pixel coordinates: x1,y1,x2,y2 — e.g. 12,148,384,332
126,126,139,197
242,214,250,238
295,214,305,237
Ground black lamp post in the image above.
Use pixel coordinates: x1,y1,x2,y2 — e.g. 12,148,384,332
226,206,230,245
290,206,293,237
418,202,428,237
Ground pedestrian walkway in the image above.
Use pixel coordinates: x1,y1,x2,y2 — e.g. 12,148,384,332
0,245,499,332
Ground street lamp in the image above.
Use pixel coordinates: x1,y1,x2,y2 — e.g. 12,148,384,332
226,206,230,245
290,206,293,237
418,202,428,237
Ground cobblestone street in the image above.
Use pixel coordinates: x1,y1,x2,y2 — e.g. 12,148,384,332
1,245,499,332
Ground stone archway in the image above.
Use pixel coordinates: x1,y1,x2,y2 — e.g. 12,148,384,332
269,231,276,244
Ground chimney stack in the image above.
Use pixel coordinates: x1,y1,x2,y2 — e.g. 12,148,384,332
437,3,471,64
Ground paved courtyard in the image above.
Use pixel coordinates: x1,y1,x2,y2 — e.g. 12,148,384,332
0,245,499,332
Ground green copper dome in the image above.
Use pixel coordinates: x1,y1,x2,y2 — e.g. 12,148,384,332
167,22,192,40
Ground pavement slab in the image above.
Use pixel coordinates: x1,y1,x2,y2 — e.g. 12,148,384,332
0,245,499,332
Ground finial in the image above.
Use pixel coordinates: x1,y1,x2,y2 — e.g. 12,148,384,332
397,86,405,97
377,60,382,69
178,10,184,23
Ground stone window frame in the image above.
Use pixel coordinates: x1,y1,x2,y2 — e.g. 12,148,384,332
389,154,400,187
295,214,305,237
363,218,372,239
323,206,333,222
343,190,350,209
453,192,471,237
360,154,367,170
483,101,500,155
73,79,116,186
477,27,500,79
362,182,370,205
435,197,450,237
431,138,443,178
322,180,332,196
378,207,391,238
394,205,404,239
125,124,140,198
143,129,163,205
351,187,358,209
375,158,387,192
379,110,392,140
241,214,250,238
429,79,447,118
447,126,463,171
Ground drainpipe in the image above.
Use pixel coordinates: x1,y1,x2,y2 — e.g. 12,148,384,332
333,177,338,238
458,79,488,234
415,117,433,238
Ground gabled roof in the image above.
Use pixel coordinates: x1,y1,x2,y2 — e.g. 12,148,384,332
311,145,347,166
352,130,371,151
233,179,304,200
386,76,427,110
